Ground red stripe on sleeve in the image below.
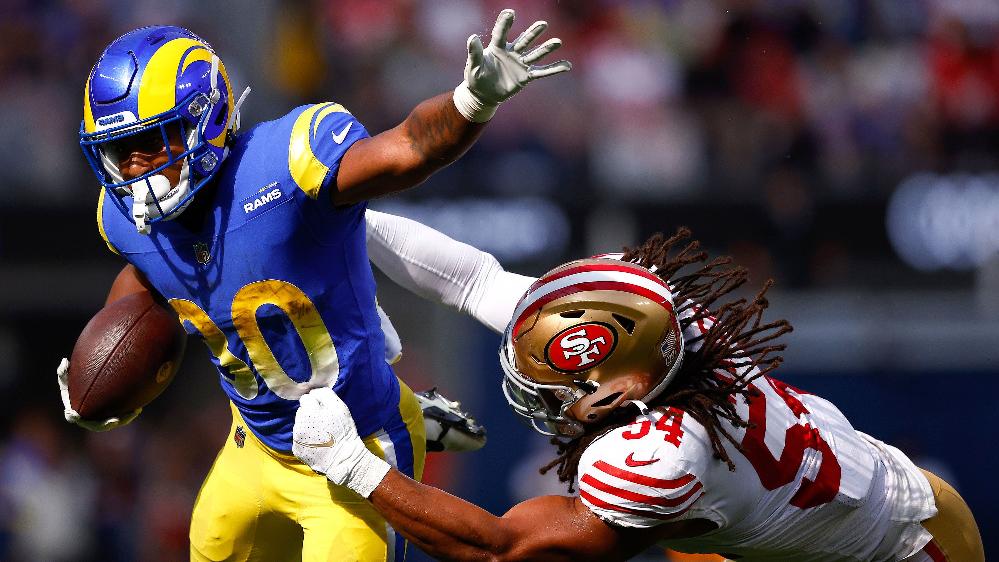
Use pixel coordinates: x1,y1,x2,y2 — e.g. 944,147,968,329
580,473,703,508
922,541,948,562
579,489,703,521
593,460,696,489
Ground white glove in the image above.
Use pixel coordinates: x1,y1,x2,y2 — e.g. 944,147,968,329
57,358,141,432
453,8,572,122
293,387,391,498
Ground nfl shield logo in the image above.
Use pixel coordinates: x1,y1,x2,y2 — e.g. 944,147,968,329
193,242,211,265
234,426,246,448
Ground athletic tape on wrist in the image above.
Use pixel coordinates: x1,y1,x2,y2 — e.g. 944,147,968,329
453,81,498,123
348,452,392,498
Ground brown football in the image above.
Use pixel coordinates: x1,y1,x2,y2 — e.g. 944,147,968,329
68,291,186,420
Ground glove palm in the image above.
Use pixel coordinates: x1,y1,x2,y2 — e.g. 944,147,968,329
454,9,572,122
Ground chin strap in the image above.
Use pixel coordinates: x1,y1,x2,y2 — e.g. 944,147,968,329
227,86,251,134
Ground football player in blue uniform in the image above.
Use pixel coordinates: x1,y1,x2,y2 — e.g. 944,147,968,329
58,10,570,561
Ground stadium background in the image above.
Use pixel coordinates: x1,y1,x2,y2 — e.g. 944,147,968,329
1,0,997,560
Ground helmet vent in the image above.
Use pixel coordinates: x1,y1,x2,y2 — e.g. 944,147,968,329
560,310,585,318
612,314,636,334
590,392,623,408
530,354,545,365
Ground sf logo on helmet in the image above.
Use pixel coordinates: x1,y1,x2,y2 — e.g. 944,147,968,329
545,322,618,373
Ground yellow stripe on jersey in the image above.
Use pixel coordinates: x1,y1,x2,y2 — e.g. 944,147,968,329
288,102,350,199
96,188,119,255
398,380,427,482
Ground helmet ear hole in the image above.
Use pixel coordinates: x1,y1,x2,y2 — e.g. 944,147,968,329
612,314,636,334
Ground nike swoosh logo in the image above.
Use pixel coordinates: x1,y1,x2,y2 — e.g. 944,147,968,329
331,122,353,144
294,434,336,448
625,452,659,467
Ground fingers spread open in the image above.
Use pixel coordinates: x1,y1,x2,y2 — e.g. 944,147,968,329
522,37,561,64
490,9,516,48
466,34,484,67
513,20,548,53
528,59,572,80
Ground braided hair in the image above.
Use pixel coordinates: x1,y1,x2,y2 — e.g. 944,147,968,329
540,228,792,491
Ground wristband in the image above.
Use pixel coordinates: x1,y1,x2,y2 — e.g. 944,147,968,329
344,448,392,498
453,81,498,123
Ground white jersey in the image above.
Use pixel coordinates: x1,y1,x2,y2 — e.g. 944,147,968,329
577,375,937,561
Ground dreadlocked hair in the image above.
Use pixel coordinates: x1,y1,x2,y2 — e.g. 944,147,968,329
539,228,793,492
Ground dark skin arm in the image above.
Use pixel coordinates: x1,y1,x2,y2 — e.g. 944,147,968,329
105,264,158,305
332,92,485,205
368,469,717,562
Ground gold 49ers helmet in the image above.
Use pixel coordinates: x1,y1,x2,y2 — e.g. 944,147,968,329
500,258,684,438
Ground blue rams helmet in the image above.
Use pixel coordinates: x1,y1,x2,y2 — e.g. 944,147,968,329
80,26,249,233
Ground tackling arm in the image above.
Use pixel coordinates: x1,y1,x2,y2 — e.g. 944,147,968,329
365,210,535,333
332,9,570,205
369,470,653,562
293,388,706,561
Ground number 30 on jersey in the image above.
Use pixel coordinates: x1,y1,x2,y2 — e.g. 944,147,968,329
169,279,340,401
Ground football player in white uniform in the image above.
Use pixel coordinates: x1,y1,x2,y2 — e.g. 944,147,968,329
305,212,985,561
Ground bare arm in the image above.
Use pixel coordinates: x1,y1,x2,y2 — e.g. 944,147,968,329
293,387,717,561
105,264,159,305
331,8,570,206
370,470,642,562
333,93,484,205
368,469,714,562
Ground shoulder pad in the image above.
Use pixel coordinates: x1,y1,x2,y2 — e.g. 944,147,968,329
577,408,708,528
286,103,369,200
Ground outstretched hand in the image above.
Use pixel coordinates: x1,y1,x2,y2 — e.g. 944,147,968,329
454,8,572,122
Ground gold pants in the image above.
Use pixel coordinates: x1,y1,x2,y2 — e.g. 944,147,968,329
189,382,426,562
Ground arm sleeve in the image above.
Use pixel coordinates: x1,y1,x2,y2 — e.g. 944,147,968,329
365,210,536,334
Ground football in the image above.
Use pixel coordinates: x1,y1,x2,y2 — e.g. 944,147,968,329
68,291,186,420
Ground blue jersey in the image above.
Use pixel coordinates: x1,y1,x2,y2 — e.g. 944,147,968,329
98,103,400,452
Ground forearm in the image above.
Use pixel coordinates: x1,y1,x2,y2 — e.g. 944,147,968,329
368,470,628,562
334,93,484,204
370,470,513,562
402,92,485,175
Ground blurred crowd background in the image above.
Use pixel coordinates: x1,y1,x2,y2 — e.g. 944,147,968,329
1,0,997,560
